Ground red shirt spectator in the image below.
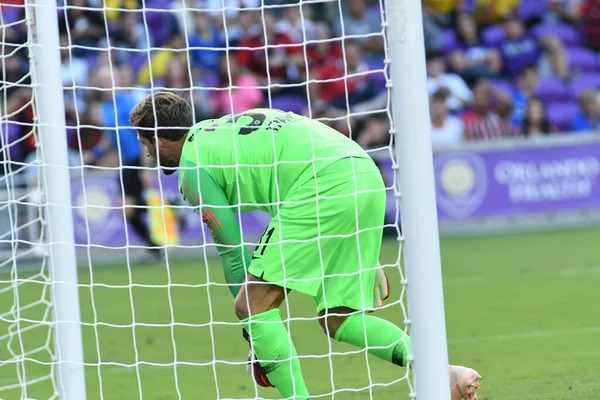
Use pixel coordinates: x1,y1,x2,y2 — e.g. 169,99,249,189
236,11,302,81
462,79,516,141
237,32,301,79
311,41,376,106
581,0,600,50
305,21,344,68
313,61,372,104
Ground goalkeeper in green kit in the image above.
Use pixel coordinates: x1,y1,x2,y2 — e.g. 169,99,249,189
130,92,481,400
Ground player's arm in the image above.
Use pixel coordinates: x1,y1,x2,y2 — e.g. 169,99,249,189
179,163,250,297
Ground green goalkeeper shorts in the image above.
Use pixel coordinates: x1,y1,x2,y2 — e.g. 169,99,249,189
248,157,386,312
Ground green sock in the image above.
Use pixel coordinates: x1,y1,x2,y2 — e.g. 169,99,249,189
241,309,310,400
333,313,412,368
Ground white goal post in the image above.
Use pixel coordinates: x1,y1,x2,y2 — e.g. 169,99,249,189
0,0,450,399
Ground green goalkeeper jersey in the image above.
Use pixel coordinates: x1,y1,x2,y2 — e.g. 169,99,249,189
177,108,371,295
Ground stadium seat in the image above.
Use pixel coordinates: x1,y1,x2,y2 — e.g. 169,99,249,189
519,0,548,22
269,96,308,115
534,78,571,102
546,102,580,131
441,29,459,54
0,123,25,162
130,53,149,75
532,23,582,47
481,25,505,48
2,7,21,25
567,47,598,74
144,0,175,48
490,80,514,96
570,73,600,97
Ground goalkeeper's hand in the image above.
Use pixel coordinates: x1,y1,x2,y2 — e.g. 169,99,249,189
372,262,390,309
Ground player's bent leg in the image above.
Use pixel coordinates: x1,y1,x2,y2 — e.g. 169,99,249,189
319,307,412,368
319,308,481,399
236,273,310,399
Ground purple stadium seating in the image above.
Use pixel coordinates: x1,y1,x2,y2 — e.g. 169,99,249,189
130,53,148,75
1,6,21,25
519,0,548,21
441,29,459,54
144,0,173,48
570,73,600,97
365,61,388,91
534,78,571,102
268,96,308,115
532,23,582,47
481,25,505,48
546,102,580,131
567,47,598,74
491,80,514,96
0,123,25,162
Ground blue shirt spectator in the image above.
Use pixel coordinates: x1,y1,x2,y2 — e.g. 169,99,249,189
571,113,600,132
572,89,600,133
509,66,539,128
498,13,568,80
100,92,141,164
189,14,223,71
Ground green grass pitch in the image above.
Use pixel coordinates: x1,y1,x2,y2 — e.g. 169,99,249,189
1,227,600,399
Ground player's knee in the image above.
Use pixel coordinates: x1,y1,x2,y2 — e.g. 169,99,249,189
234,294,250,320
318,308,351,339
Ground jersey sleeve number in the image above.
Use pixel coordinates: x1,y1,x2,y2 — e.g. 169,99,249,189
203,112,267,135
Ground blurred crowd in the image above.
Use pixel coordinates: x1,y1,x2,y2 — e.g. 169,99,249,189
2,0,600,178
425,0,600,150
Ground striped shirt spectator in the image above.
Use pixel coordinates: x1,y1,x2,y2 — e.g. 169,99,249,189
461,79,515,141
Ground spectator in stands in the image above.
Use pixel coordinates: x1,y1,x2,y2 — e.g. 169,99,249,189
59,34,89,89
104,0,138,21
217,8,261,47
160,56,212,121
84,66,163,262
498,12,568,80
306,21,343,69
429,90,465,150
189,12,224,73
474,0,519,26
60,34,89,115
58,0,107,57
210,54,263,116
354,116,390,150
237,10,304,95
544,0,582,25
309,40,387,146
427,52,473,112
336,0,384,61
311,40,381,112
422,0,458,53
275,4,315,43
519,97,554,137
118,64,146,103
137,34,186,86
447,13,503,85
109,12,149,65
581,0,600,51
572,89,600,132
462,78,515,141
510,65,539,128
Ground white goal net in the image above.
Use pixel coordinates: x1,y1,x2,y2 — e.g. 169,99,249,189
0,0,416,398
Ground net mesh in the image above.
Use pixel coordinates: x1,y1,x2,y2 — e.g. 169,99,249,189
0,0,412,398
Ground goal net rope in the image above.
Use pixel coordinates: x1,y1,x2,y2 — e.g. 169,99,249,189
0,0,411,398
